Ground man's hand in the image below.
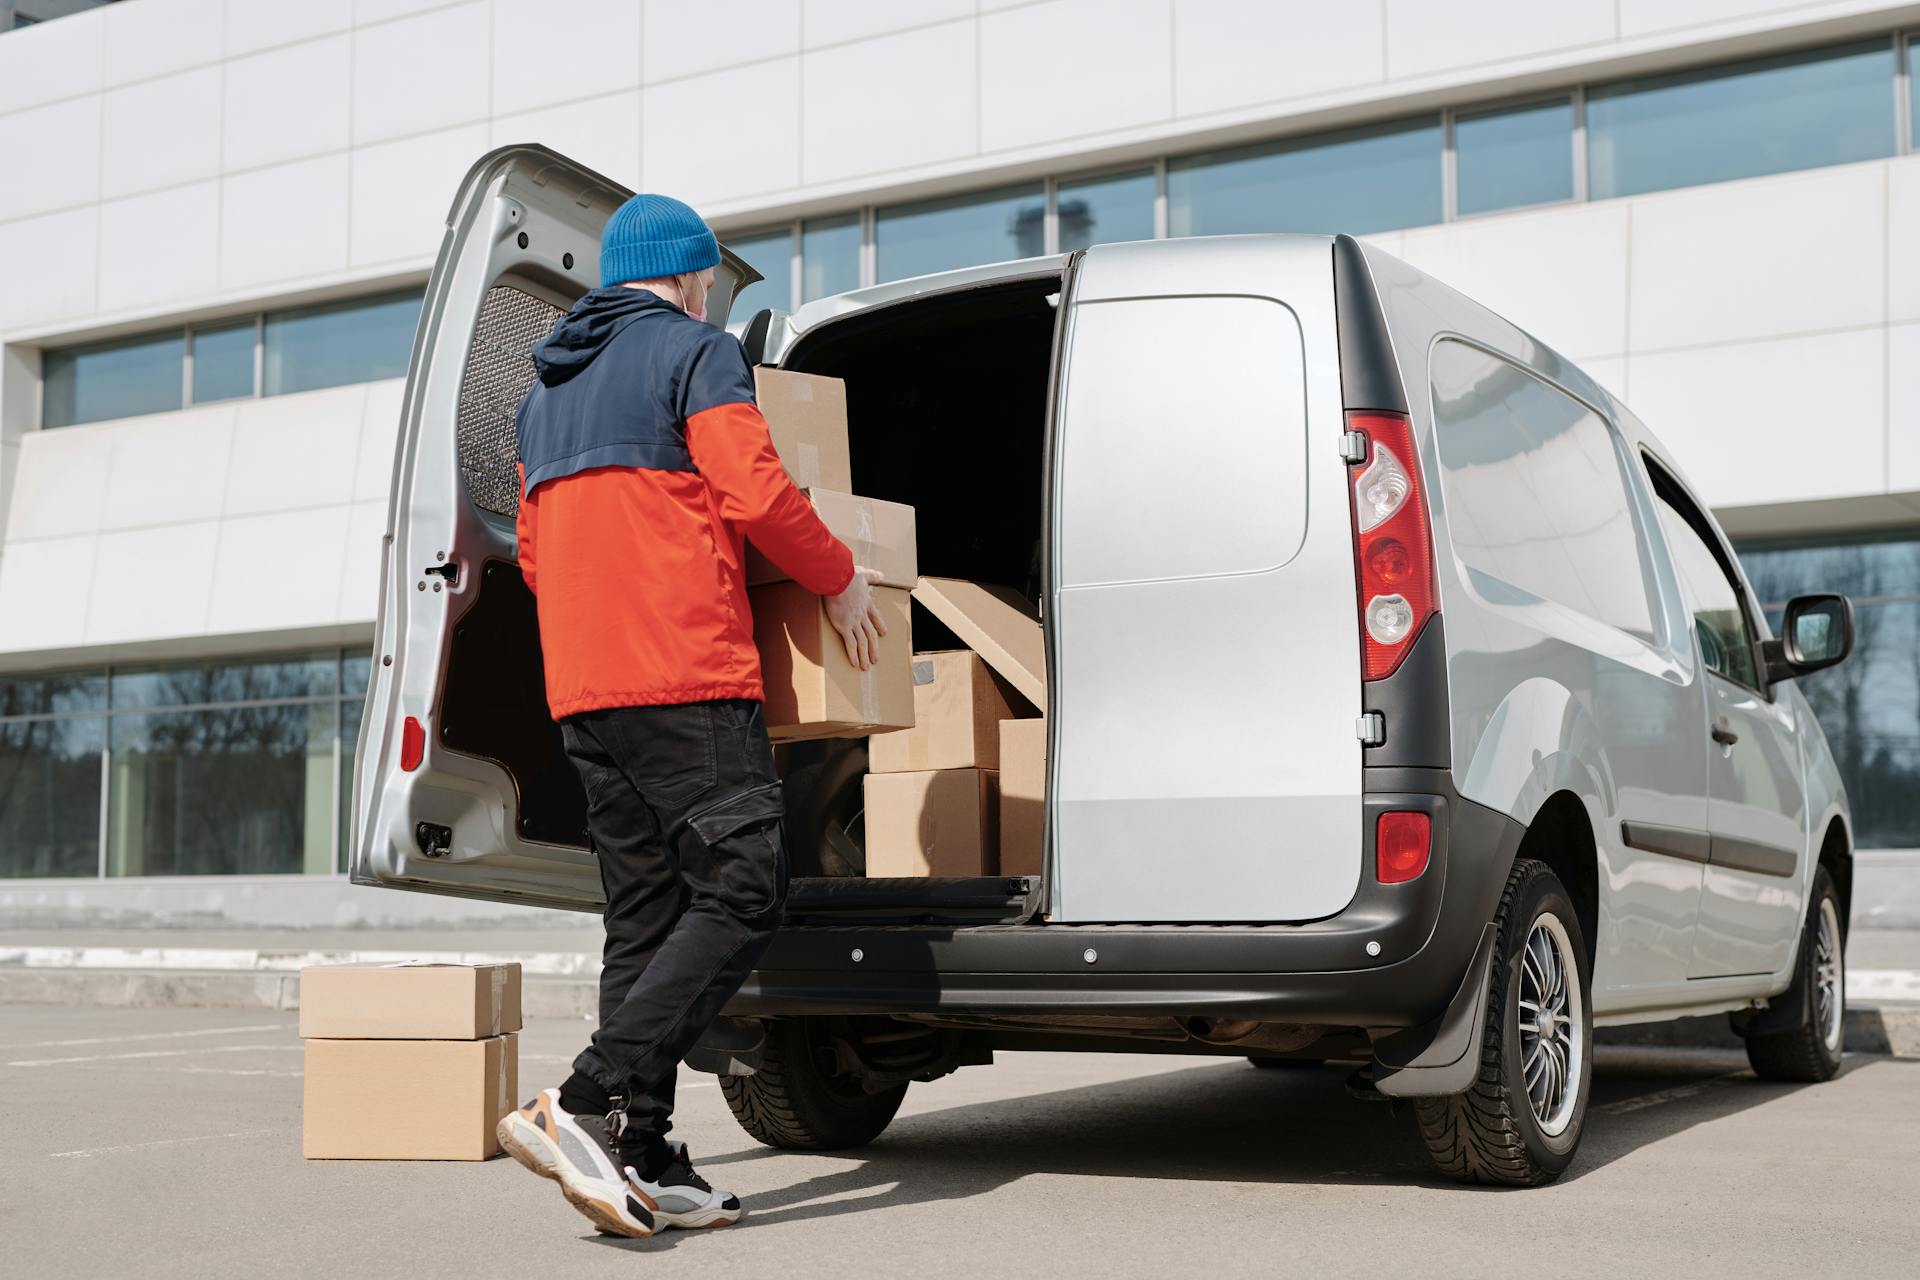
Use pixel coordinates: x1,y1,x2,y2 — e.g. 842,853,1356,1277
824,568,888,671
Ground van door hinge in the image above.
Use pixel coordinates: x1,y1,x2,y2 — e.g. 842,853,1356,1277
1356,712,1385,747
1339,431,1369,464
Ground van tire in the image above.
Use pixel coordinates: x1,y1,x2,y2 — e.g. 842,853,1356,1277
719,1016,907,1150
1414,858,1592,1187
1743,866,1845,1083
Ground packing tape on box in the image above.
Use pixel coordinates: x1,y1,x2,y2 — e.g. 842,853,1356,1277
498,1042,509,1118
850,499,876,569
912,660,935,685
489,966,506,1037
796,444,819,489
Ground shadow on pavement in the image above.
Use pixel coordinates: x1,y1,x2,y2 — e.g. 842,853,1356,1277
588,1044,1847,1248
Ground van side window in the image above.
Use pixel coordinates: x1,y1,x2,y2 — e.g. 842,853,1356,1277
1650,483,1760,689
1428,340,1657,640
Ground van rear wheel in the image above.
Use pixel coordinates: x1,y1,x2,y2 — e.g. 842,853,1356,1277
1414,858,1592,1186
719,1016,908,1150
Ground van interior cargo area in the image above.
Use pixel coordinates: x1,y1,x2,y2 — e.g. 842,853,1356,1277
440,274,1062,921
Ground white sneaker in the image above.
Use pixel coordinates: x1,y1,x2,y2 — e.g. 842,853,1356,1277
624,1140,742,1230
496,1089,656,1238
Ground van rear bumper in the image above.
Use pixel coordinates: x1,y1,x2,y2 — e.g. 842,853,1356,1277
731,775,1523,1030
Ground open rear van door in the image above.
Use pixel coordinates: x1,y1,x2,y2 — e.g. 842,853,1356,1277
350,145,760,912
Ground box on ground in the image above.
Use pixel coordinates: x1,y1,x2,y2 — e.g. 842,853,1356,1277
865,768,999,878
998,717,1046,879
753,581,913,741
304,1035,517,1160
299,963,522,1040
746,489,917,590
870,651,1028,773
754,367,852,492
910,578,1047,711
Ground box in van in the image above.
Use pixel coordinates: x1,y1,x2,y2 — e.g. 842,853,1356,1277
869,650,1027,773
750,580,913,740
744,489,917,590
753,366,851,492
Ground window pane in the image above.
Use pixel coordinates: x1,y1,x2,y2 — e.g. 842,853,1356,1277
1587,39,1896,200
1455,98,1574,216
875,184,1046,283
1430,340,1656,640
1168,115,1442,237
1739,531,1920,605
42,331,184,428
106,702,336,875
190,318,256,404
1655,497,1758,687
801,214,861,302
723,228,793,321
0,718,103,878
341,647,374,700
0,670,106,717
111,652,337,709
263,289,422,397
1057,168,1156,253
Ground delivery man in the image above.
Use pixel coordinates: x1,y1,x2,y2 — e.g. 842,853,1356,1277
494,193,886,1238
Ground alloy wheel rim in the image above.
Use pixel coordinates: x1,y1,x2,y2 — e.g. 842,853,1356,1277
1517,913,1584,1137
1815,896,1844,1053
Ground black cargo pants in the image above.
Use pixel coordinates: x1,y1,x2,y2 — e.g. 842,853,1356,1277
559,698,788,1143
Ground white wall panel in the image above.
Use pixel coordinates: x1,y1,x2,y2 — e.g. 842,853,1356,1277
0,206,98,334
1173,0,1384,118
102,0,224,86
1889,322,1920,493
224,386,367,517
1398,201,1631,359
802,0,971,48
4,429,112,542
0,534,97,652
224,0,354,57
219,153,352,289
1580,355,1628,403
338,499,388,619
641,0,800,83
1628,164,1886,351
1385,0,1616,79
1617,0,1808,38
206,505,355,633
349,123,491,268
491,0,641,116
101,67,223,199
84,521,220,644
354,0,456,23
223,35,353,172
351,2,491,146
1889,158,1920,324
355,380,405,502
97,405,236,532
0,6,103,115
97,182,222,312
0,97,101,223
980,0,1173,152
642,60,800,206
1628,328,1883,507
492,92,642,188
802,20,976,183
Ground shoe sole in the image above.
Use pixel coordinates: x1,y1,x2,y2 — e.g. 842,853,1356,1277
654,1205,743,1231
496,1112,656,1239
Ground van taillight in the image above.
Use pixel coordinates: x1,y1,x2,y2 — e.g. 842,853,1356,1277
1377,811,1432,883
400,716,425,772
1345,410,1436,680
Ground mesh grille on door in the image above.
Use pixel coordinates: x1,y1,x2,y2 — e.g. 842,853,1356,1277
456,284,565,517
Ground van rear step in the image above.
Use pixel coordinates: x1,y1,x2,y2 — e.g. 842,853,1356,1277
783,875,1034,924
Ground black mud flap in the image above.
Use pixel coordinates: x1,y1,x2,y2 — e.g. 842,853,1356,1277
1372,923,1498,1098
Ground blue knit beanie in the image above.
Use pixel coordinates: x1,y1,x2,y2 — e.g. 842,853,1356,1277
599,193,719,287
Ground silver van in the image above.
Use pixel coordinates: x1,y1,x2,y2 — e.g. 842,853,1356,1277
355,147,1857,1186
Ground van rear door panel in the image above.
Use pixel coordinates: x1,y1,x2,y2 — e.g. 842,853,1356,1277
1048,239,1363,923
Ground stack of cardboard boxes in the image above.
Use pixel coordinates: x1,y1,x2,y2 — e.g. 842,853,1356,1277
748,368,917,742
301,962,522,1161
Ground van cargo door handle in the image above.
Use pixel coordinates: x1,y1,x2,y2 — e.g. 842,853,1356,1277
1711,721,1739,746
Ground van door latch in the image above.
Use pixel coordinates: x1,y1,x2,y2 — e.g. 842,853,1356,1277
423,558,458,584
1356,712,1386,747
415,821,453,858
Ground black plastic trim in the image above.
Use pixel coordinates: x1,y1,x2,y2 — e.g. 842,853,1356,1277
1362,613,1450,770
1620,820,1712,865
1332,234,1408,414
1373,922,1497,1096
1711,834,1799,879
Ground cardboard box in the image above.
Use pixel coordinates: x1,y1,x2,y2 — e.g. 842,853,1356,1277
303,1034,517,1161
746,489,917,589
754,367,852,492
998,717,1047,879
753,580,914,740
910,577,1047,711
299,963,522,1041
869,651,1026,773
864,768,999,878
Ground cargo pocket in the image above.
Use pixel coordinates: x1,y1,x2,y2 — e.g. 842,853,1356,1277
682,781,788,919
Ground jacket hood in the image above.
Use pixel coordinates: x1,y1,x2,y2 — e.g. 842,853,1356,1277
532,287,682,385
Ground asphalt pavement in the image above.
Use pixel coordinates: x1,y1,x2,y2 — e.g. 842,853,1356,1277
2,1005,1915,1279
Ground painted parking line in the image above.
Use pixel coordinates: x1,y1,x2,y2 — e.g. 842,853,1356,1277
48,1129,281,1160
22,1023,289,1049
1593,1072,1749,1117
8,1043,302,1068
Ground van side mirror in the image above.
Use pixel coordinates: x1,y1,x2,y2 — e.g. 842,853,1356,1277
1760,593,1853,684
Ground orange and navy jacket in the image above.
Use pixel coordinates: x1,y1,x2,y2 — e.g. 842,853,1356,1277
513,287,854,719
